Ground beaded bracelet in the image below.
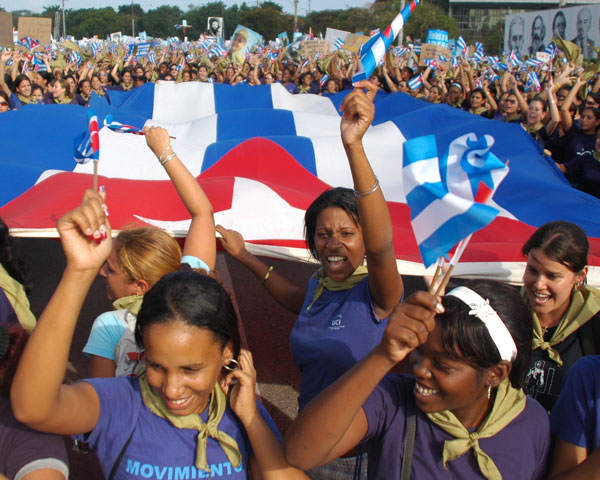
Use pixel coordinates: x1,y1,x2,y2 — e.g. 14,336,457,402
354,177,380,198
161,152,177,165
159,144,173,163
261,266,274,283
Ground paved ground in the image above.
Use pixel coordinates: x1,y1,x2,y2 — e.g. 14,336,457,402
21,238,428,479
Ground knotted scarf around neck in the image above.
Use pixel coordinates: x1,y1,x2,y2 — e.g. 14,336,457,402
0,263,36,331
522,286,600,366
16,93,37,105
427,379,526,480
523,122,543,136
139,374,242,472
504,113,521,123
306,265,368,311
469,106,488,115
112,294,144,316
53,96,73,104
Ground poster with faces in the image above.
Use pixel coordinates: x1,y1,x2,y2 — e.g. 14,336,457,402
504,4,600,59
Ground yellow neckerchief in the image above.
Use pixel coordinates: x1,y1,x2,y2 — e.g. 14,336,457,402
306,265,368,311
521,286,600,366
93,88,106,97
16,93,36,105
0,263,36,331
427,379,526,480
53,96,73,104
523,122,543,136
504,113,521,123
139,374,242,472
121,82,133,91
470,106,487,115
112,294,144,316
298,84,312,94
449,101,462,108
80,92,90,102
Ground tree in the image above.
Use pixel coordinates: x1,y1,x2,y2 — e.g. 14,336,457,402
403,3,458,42
240,3,291,41
67,7,118,38
142,5,183,38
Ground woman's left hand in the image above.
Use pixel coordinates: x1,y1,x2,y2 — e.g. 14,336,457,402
220,349,258,426
340,80,377,148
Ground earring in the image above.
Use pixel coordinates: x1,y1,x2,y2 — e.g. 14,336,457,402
487,384,492,399
223,358,241,372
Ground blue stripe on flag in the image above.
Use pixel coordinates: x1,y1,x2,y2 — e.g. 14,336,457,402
405,182,447,219
419,202,499,267
403,134,437,166
216,109,296,140
213,83,273,113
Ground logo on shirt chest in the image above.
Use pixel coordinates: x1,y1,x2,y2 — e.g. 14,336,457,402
328,315,345,331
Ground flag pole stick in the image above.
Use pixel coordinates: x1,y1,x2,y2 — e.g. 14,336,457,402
93,160,98,192
428,257,445,295
432,233,473,297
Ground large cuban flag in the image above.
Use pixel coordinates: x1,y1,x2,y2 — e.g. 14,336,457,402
0,82,599,286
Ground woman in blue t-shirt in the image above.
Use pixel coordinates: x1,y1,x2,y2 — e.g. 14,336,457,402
217,80,404,478
83,126,217,378
10,191,307,480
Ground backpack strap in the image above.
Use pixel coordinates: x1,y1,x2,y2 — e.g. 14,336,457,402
400,393,417,480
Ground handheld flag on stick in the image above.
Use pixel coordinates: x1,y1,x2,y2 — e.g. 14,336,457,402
402,132,509,279
352,0,421,83
74,109,100,190
103,114,145,135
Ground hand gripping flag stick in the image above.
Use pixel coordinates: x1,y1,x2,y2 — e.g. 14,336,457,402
352,0,421,83
74,109,100,191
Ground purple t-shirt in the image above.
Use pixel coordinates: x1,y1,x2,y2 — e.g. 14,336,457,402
290,275,388,410
0,398,69,479
551,355,600,451
76,376,279,479
362,374,550,479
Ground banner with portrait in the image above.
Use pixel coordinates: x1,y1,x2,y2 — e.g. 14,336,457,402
228,25,261,65
505,4,600,60
207,17,223,40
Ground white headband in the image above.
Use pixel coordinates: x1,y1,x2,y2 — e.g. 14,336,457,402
446,286,518,362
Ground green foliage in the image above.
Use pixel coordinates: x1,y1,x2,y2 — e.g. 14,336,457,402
67,7,118,38
403,3,458,42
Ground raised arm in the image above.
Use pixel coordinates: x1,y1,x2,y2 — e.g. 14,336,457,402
0,52,11,97
215,226,306,314
561,77,584,133
11,190,109,435
339,80,404,317
545,86,560,137
144,126,216,270
284,292,440,469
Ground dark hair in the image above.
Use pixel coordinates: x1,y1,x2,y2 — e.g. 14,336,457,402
134,271,240,358
439,280,532,388
12,74,31,94
582,106,600,122
0,323,29,397
522,221,588,273
0,218,31,292
470,88,484,99
0,90,8,104
529,95,547,111
304,187,358,261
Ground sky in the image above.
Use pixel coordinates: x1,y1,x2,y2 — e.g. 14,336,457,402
9,0,372,16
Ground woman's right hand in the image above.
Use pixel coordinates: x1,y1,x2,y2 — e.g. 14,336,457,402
216,225,247,259
376,291,441,365
56,189,111,273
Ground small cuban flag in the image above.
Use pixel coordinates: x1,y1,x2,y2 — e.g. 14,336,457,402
103,114,144,135
525,71,541,92
334,37,345,50
74,109,100,164
408,73,423,90
456,36,467,55
320,73,329,89
402,133,509,268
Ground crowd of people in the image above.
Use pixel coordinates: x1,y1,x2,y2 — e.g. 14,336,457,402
1,33,600,479
1,36,599,198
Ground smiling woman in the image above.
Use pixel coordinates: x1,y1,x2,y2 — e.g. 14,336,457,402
217,81,404,478
9,191,307,479
283,280,551,479
521,221,600,412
